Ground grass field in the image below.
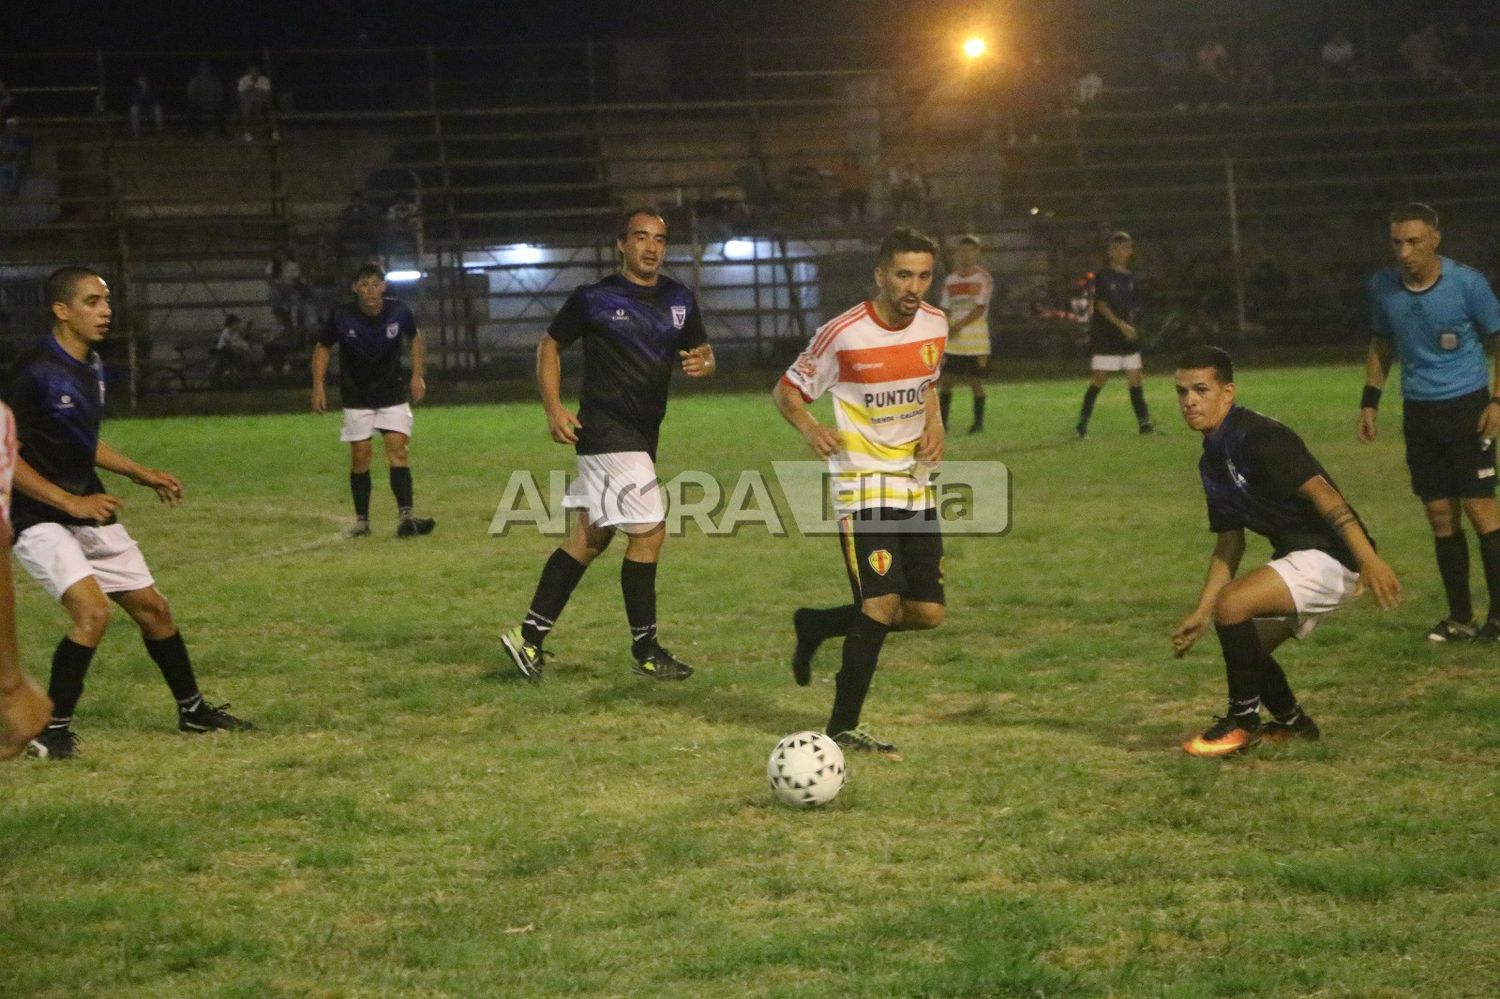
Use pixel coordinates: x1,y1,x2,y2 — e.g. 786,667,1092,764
2,364,1498,998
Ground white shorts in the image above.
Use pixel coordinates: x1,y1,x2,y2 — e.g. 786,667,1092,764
1090,353,1143,372
563,451,664,529
1265,549,1361,639
341,404,413,443
13,522,156,602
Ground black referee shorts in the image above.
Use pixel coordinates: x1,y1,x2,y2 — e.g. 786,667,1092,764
1402,389,1497,502
943,354,989,379
838,507,945,606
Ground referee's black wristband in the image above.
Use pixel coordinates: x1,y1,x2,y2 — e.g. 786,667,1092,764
1361,386,1382,410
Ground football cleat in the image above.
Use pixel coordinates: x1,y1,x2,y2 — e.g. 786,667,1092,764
967,423,984,435
501,625,547,682
1138,421,1157,435
1261,712,1321,744
345,520,372,539
791,609,820,687
1182,714,1260,757
26,726,79,760
1425,618,1476,643
179,701,255,733
1074,423,1088,440
831,723,896,754
632,644,694,681
1473,619,1500,642
396,516,436,538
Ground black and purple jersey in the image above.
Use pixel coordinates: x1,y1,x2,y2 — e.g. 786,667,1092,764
1198,405,1365,571
1089,267,1142,355
547,272,707,458
3,337,109,533
320,298,418,409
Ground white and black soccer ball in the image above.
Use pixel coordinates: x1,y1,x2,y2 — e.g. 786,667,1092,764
767,731,846,808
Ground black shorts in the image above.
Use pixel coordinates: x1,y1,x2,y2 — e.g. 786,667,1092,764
1402,389,1497,501
838,507,945,605
943,354,989,379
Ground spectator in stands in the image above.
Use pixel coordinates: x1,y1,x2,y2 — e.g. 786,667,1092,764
0,81,15,121
1446,21,1483,95
1069,65,1104,113
1319,30,1359,92
267,247,304,340
186,61,225,138
237,64,275,142
212,314,253,382
836,154,870,225
888,158,926,223
1238,39,1275,103
338,189,378,268
0,118,31,198
128,74,165,138
1153,37,1191,109
384,191,421,262
1195,39,1234,107
733,152,779,224
305,236,339,334
1400,24,1465,94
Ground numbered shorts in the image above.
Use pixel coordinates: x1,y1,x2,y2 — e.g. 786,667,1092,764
341,403,414,443
838,506,945,604
564,451,664,529
1402,390,1496,501
1264,549,1361,640
1090,353,1143,372
13,522,155,601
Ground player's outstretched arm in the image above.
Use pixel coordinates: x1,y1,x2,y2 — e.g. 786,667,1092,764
772,379,841,458
917,382,944,463
408,332,427,404
95,441,182,505
310,343,331,413
1300,475,1401,609
1358,337,1393,442
14,454,121,524
536,335,580,445
1171,530,1244,658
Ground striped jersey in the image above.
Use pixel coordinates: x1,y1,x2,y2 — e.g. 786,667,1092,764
940,266,992,356
782,301,947,513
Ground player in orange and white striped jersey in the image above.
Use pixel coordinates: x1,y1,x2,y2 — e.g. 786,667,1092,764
0,402,52,759
773,227,947,755
938,235,994,434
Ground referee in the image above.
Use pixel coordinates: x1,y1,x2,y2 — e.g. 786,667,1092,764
1359,203,1500,642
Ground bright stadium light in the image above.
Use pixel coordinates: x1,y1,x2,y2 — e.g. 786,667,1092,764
385,270,423,283
724,238,755,260
963,36,988,60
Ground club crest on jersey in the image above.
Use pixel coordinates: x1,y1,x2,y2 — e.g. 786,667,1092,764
671,305,687,329
793,351,818,380
386,322,400,339
920,342,941,371
867,549,893,576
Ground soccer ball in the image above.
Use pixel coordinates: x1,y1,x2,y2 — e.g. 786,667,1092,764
767,731,846,808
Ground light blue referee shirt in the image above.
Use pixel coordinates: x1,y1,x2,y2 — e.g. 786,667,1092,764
1369,256,1500,402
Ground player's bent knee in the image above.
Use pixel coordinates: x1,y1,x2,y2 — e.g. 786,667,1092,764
904,602,945,630
68,599,112,642
860,594,902,626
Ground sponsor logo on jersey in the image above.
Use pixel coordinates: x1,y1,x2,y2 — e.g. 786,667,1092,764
867,549,893,576
671,305,687,329
853,362,883,371
920,342,941,371
57,394,74,409
611,308,629,321
386,322,400,339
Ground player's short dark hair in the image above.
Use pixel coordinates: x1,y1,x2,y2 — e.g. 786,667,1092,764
617,205,666,240
352,263,385,282
1389,202,1440,229
876,226,939,265
1177,345,1234,385
45,266,105,307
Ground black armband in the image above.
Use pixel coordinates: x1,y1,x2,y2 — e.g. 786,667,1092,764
1360,386,1382,410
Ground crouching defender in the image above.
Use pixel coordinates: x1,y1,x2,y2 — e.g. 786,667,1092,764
1170,346,1401,757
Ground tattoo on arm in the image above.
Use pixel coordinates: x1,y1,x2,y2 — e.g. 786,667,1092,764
1323,503,1359,534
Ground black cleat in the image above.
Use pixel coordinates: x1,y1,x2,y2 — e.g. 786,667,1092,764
1074,423,1088,440
632,644,694,681
831,724,896,753
1138,421,1157,435
1426,618,1476,642
345,520,372,538
179,701,255,733
396,516,436,538
1261,712,1321,744
791,609,821,687
967,423,984,435
1474,619,1500,642
27,726,79,760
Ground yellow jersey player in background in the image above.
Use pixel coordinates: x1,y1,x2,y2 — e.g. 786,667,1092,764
937,235,993,434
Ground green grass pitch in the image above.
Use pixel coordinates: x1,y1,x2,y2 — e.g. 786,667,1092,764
3,363,1498,997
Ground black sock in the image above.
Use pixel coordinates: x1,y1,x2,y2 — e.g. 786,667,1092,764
144,632,203,707
1478,528,1500,622
826,612,889,735
799,605,857,642
390,466,414,515
939,391,952,427
1434,532,1472,622
350,471,371,519
1258,655,1298,719
1129,385,1150,424
1214,620,1265,722
972,394,986,428
522,548,588,646
621,558,658,657
47,637,97,721
1078,385,1101,426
